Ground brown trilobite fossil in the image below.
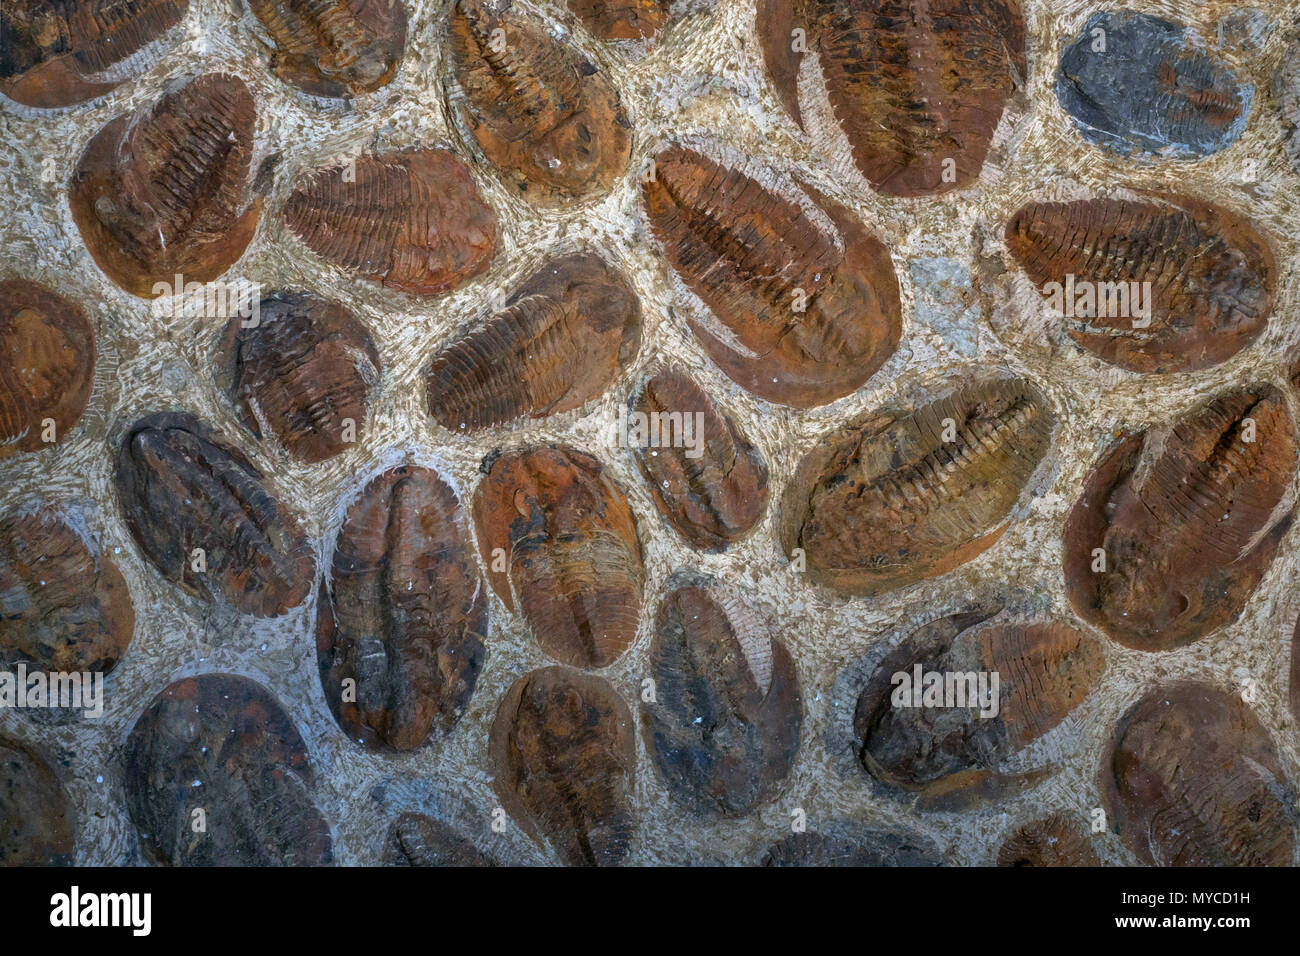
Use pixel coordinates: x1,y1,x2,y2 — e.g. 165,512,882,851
113,412,316,617
425,253,642,432
756,0,805,127
284,148,498,295
759,824,943,867
0,502,134,679
642,147,902,407
565,0,667,40
445,0,633,202
317,465,487,750
473,444,643,669
69,72,262,297
853,609,1105,809
246,0,408,97
644,581,801,816
1103,681,1295,867
1064,386,1296,652
215,292,381,464
779,377,1056,595
123,673,334,866
628,369,769,551
0,735,75,866
0,0,189,108
1005,194,1276,373
0,280,95,459
490,666,635,866
996,814,1099,867
382,812,497,866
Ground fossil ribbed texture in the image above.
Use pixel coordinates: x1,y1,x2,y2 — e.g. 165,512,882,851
382,812,497,866
759,824,943,866
996,814,1099,867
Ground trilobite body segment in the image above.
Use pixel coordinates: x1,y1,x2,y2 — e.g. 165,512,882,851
779,377,1055,595
124,674,333,866
69,73,262,298
490,666,635,866
425,253,642,432
757,0,806,127
1006,195,1276,373
643,148,902,407
383,812,497,866
113,412,315,617
318,465,487,750
997,814,1099,866
446,0,633,202
0,735,74,866
1057,11,1253,159
473,444,643,669
284,148,497,295
645,583,801,816
853,611,1105,807
0,280,95,459
629,370,769,550
0,503,134,678
565,0,667,40
759,825,943,867
1103,681,1293,866
0,0,188,108
1064,386,1296,652
215,292,381,463
247,0,408,97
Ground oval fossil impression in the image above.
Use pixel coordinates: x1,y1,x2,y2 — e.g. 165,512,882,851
1064,385,1296,651
246,0,408,97
0,735,75,866
446,0,633,202
1006,194,1276,374
779,377,1055,595
318,465,487,751
628,369,769,550
565,0,667,41
113,412,316,617
383,812,497,866
0,280,95,459
425,253,642,432
1103,681,1294,866
643,147,901,407
70,72,262,298
644,581,801,816
759,823,943,867
285,148,497,295
853,609,1105,809
215,292,381,464
997,814,1099,867
124,673,333,866
490,666,635,866
1057,11,1253,159
0,0,189,108
473,444,643,669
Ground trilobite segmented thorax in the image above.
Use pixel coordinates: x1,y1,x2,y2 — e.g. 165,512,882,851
1103,681,1294,866
1064,386,1296,652
123,674,334,866
284,148,498,295
779,377,1055,595
0,280,95,459
318,465,487,750
565,0,667,40
0,735,75,866
247,0,408,97
643,147,901,407
382,812,497,866
113,412,316,617
425,253,642,432
1006,194,1275,373
0,0,189,108
759,823,943,866
446,0,633,202
490,666,635,866
473,444,643,669
996,814,1098,867
215,292,381,463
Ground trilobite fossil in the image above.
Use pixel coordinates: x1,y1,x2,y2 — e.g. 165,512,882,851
1064,385,1296,652
285,148,497,295
0,735,74,866
113,412,316,617
0,280,95,459
446,0,633,202
383,812,497,866
758,823,944,867
490,666,635,866
317,465,487,750
1005,194,1276,373
779,376,1056,595
124,673,334,866
643,147,902,407
425,253,642,432
69,72,262,297
565,0,667,40
473,444,643,669
996,814,1099,867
